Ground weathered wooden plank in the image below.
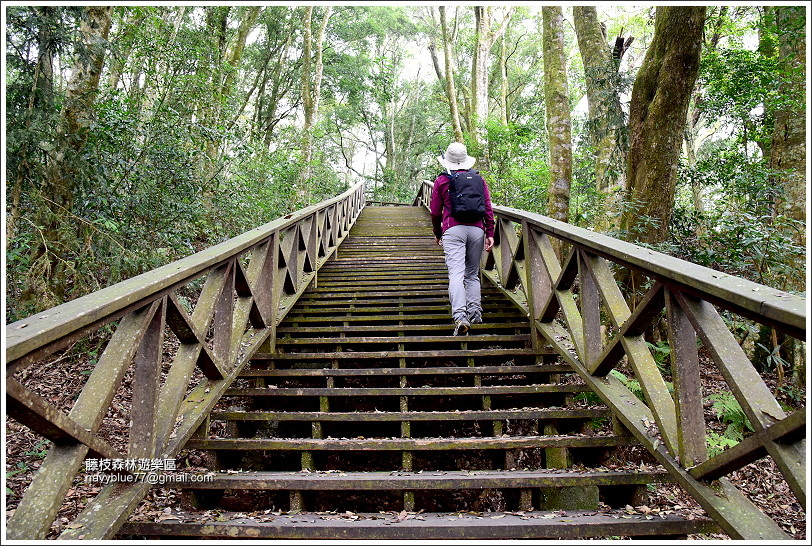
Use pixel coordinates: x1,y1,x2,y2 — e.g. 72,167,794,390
275,322,530,333
578,251,603,366
185,434,635,451
211,408,609,422
276,334,530,344
285,303,515,314
618,335,678,457
163,470,672,490
665,289,707,468
257,348,539,359
211,263,235,369
239,364,570,377
119,511,717,540
6,378,125,461
128,299,165,459
190,264,230,336
224,384,588,397
689,410,805,481
587,283,665,377
581,253,631,327
154,343,201,452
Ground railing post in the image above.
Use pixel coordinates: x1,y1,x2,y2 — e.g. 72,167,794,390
664,288,707,468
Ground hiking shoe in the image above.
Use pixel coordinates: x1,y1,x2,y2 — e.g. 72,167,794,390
453,320,470,336
469,312,483,325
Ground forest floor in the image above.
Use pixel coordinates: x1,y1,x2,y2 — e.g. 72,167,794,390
5,345,807,540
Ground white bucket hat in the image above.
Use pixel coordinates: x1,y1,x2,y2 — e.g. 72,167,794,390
437,142,476,170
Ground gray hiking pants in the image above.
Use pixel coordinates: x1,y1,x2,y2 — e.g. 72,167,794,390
441,224,485,323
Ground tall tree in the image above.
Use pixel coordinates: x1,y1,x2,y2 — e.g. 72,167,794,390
300,5,333,186
620,6,706,245
470,6,514,152
28,6,113,305
199,6,262,209
572,6,627,200
542,6,572,234
437,6,465,142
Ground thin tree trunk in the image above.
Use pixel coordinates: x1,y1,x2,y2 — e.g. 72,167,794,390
470,6,513,153
300,6,333,187
542,6,572,238
620,6,706,245
499,32,509,126
572,6,626,201
107,9,147,91
439,6,464,142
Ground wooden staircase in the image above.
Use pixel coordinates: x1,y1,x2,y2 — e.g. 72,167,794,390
117,206,717,539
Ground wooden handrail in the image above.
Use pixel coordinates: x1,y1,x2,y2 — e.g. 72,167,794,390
5,182,366,540
416,180,806,540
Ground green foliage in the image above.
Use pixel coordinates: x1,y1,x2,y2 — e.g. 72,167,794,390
645,340,671,375
609,370,645,403
483,118,550,213
668,148,805,289
23,439,52,459
698,48,778,135
707,392,753,442
706,431,740,457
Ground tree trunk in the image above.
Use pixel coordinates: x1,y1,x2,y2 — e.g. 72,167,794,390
769,5,805,252
300,6,333,188
542,6,572,237
620,6,706,245
572,6,626,199
27,5,113,306
470,7,513,155
765,8,806,388
499,32,509,126
438,6,464,143
199,7,230,211
471,7,489,136
106,9,147,91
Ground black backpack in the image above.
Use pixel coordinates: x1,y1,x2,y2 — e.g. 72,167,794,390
445,169,486,222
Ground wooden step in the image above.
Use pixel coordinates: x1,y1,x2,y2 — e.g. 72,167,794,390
255,348,542,360
238,364,572,377
144,470,674,491
119,509,718,539
185,434,635,451
275,334,530,345
274,322,531,334
211,408,608,422
223,384,589,397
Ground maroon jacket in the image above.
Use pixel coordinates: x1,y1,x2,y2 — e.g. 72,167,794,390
429,171,495,239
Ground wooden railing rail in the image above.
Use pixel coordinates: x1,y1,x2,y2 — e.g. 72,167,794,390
416,180,806,540
5,182,365,540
